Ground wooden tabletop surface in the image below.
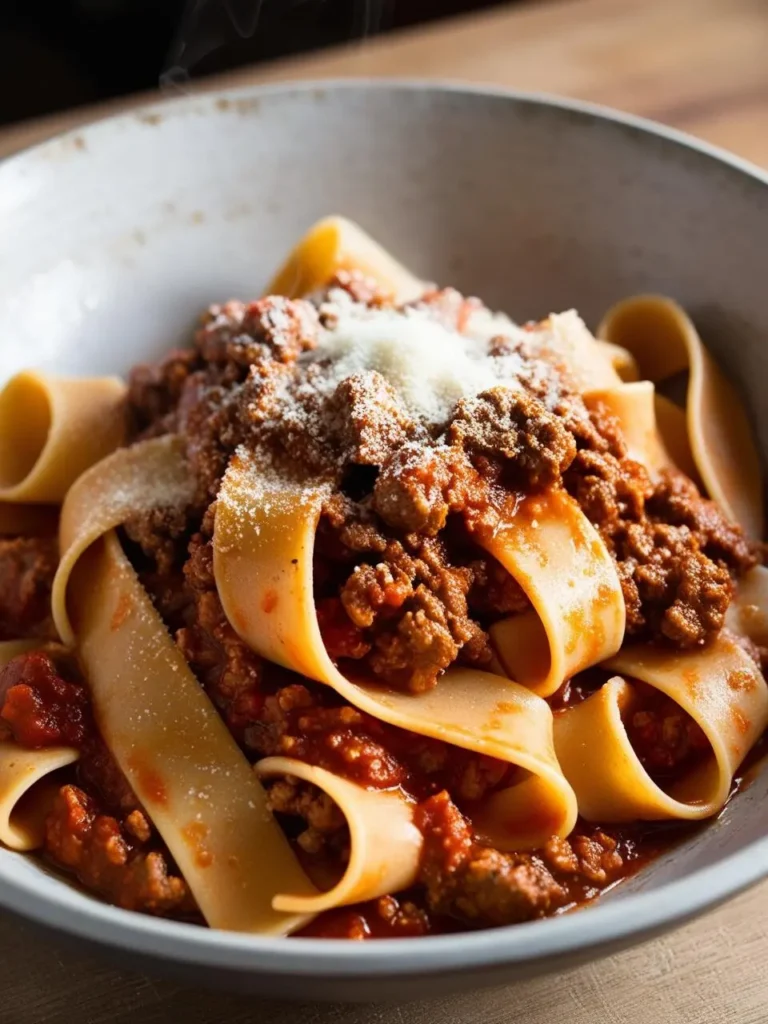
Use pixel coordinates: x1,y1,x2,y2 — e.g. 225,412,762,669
2,0,768,1021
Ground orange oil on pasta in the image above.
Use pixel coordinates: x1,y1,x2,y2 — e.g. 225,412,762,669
728,668,756,693
731,705,751,736
109,592,133,632
485,700,522,732
231,607,250,634
182,821,213,868
126,755,168,807
682,667,700,694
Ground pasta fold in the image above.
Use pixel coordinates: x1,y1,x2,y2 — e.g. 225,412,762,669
0,372,125,503
554,634,768,821
52,438,315,934
584,381,690,479
266,215,425,303
255,756,422,914
486,489,625,698
0,641,78,851
0,742,78,851
214,454,578,852
597,295,763,538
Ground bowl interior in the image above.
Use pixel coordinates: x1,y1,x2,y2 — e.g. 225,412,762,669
1,81,768,992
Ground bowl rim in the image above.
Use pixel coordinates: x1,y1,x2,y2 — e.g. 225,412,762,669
2,76,768,978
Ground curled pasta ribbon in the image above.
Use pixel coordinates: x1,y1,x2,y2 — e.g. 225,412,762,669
271,218,627,398
255,757,422,914
0,641,79,852
595,339,640,382
0,372,126,503
597,295,763,539
554,634,768,821
53,438,315,934
485,489,625,699
585,380,700,483
268,219,621,704
214,454,577,852
541,310,624,394
266,215,426,303
0,743,79,851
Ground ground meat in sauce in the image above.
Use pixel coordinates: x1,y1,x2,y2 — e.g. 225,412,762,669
0,650,89,748
371,441,493,537
127,347,202,439
0,538,58,642
174,531,264,742
0,650,189,914
413,793,627,927
0,648,139,812
466,555,530,618
125,284,757,691
564,400,755,648
298,894,434,939
319,491,494,692
11,278,755,935
625,685,711,779
265,775,349,858
447,386,576,490
122,504,191,580
329,371,416,467
46,785,192,916
415,792,566,925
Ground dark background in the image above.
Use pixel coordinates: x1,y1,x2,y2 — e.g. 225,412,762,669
0,0,512,127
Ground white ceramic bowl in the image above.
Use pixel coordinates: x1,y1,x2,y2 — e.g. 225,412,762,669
1,81,768,1001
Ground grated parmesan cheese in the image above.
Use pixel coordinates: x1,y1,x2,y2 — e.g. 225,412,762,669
304,294,528,426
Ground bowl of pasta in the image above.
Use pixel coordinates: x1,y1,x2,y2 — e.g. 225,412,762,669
0,80,767,1000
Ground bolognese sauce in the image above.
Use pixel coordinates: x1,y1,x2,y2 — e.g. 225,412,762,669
0,269,762,937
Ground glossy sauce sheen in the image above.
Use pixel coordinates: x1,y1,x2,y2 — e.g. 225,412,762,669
296,677,755,940
295,823,703,939
0,616,761,938
0,281,764,938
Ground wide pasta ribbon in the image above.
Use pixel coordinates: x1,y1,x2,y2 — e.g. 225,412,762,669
541,310,625,394
267,215,426,303
255,757,423,915
0,371,126,503
270,218,631,397
0,641,79,852
0,367,122,851
597,295,763,538
584,380,700,484
554,634,768,821
485,489,626,698
214,452,578,869
270,220,625,703
52,437,315,935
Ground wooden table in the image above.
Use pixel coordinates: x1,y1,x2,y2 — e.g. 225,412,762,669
2,0,768,1021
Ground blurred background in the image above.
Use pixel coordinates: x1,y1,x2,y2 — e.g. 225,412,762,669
0,0,519,126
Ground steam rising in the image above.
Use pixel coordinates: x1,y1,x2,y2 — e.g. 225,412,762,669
225,0,266,37
161,0,391,93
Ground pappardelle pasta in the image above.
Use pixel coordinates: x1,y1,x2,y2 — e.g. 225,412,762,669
0,216,765,939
